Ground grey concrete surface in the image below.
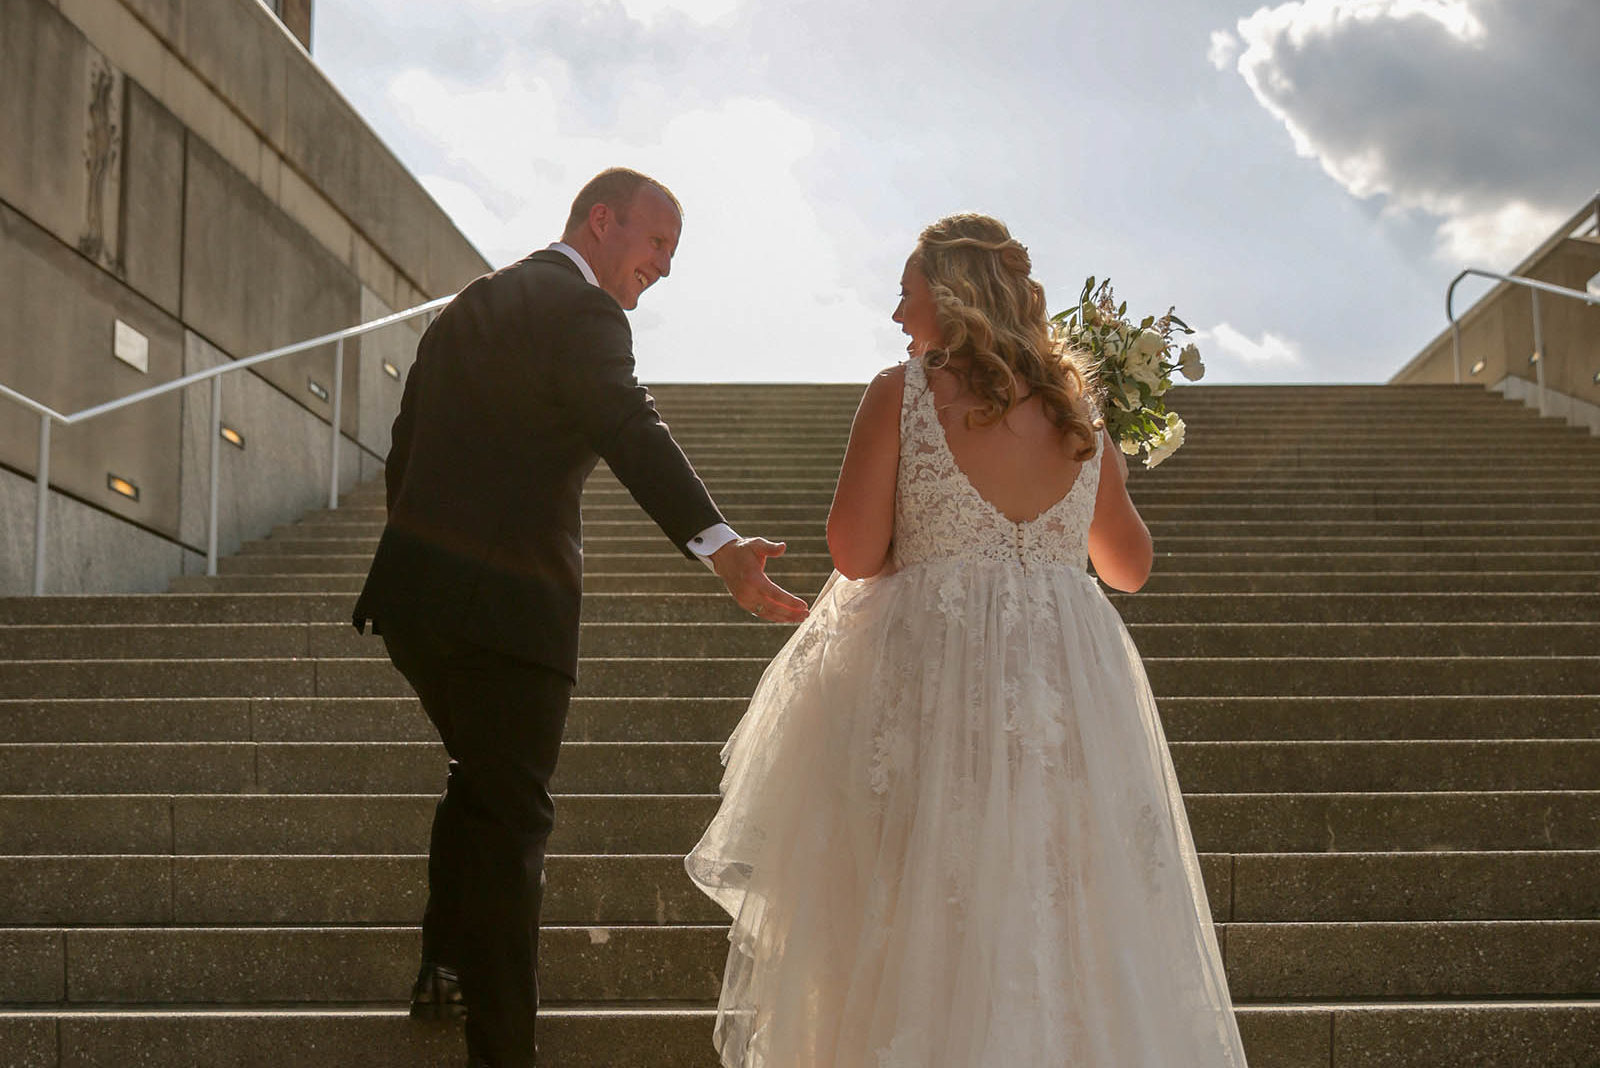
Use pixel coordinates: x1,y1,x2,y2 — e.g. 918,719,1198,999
179,135,360,416
0,466,191,596
0,0,99,266
0,200,185,534
120,82,185,317
354,285,419,460
177,331,362,569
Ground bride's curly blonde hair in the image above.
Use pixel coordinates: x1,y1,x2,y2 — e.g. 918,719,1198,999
915,213,1098,460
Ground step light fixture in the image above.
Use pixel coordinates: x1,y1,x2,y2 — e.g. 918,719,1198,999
107,474,140,502
220,425,245,450
382,360,401,380
307,378,329,402
1470,359,1486,376
1529,351,1542,366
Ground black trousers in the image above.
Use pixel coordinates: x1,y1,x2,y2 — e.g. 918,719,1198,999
381,617,572,1068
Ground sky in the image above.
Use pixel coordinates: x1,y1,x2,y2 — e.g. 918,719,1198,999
310,0,1599,385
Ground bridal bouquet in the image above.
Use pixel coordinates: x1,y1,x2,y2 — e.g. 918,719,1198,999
1050,277,1204,468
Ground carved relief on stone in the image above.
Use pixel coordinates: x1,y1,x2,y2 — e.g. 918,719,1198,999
79,51,124,272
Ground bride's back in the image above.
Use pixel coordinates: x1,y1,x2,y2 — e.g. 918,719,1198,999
926,363,1091,524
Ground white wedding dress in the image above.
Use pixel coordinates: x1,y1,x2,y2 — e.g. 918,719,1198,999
685,357,1249,1067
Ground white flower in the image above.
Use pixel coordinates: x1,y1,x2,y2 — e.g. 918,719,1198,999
1178,343,1205,382
1144,413,1186,468
1124,346,1164,392
1134,328,1164,358
1119,436,1142,456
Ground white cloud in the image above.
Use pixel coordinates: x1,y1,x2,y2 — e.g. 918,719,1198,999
1432,199,1571,269
1196,322,1303,368
611,0,741,25
384,65,897,381
1221,0,1600,267
1207,30,1240,71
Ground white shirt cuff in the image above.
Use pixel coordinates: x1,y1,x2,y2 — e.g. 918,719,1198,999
687,523,740,570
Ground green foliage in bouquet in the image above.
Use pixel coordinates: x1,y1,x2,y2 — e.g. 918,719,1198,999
1049,276,1204,468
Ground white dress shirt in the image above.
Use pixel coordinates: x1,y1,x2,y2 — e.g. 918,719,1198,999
544,242,739,568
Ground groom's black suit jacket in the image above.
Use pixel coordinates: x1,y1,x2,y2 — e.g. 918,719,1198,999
353,250,724,681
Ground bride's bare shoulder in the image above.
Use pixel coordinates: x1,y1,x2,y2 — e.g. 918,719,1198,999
853,361,908,420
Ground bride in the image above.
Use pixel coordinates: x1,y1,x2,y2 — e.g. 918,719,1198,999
685,213,1250,1066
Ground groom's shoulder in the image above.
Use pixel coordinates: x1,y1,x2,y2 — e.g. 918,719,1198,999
486,253,619,314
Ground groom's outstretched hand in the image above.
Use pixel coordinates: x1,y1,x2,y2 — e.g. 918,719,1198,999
710,538,810,623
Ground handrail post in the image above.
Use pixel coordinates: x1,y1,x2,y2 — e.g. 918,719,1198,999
1450,321,1462,385
328,337,344,510
33,414,51,595
206,376,222,576
1530,289,1546,418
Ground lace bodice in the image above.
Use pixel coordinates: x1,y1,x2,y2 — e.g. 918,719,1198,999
892,357,1102,572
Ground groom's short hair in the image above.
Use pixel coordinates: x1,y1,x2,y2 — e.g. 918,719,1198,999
563,168,682,236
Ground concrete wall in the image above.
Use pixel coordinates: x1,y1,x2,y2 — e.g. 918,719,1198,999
1392,234,1600,434
0,0,490,594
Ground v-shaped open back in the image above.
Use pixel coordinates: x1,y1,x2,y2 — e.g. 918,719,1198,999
892,357,1102,571
921,370,1092,527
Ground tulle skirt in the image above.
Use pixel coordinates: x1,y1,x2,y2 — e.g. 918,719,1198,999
685,559,1249,1067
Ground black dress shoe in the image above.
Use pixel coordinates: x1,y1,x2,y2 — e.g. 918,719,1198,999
410,962,467,1021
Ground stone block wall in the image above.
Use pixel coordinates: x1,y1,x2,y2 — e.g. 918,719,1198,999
0,0,491,593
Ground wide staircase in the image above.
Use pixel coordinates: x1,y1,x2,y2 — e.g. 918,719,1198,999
0,383,1597,1067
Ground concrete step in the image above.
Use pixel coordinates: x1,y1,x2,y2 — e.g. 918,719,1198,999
1133,572,1600,594
1114,592,1600,624
0,594,353,625
169,570,1600,597
581,470,1597,492
0,924,729,1004
4,1001,1599,1068
2,738,1592,796
273,515,1600,540
1156,695,1600,741
1186,791,1600,852
19,618,1587,663
3,850,1594,927
210,549,1600,578
6,791,1598,857
309,652,1600,699
234,532,1600,561
9,650,1591,701
0,920,1594,1004
555,502,1600,523
0,693,1592,747
329,485,1600,513
638,429,1595,448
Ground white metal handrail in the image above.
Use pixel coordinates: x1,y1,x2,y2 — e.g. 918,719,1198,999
0,295,452,594
1444,269,1600,414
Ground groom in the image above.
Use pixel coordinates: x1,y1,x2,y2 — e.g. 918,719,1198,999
353,167,809,1068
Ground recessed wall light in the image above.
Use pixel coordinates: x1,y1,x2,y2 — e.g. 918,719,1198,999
107,474,140,502
1470,359,1486,376
307,378,329,401
382,360,401,381
1529,351,1541,365
220,425,245,449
